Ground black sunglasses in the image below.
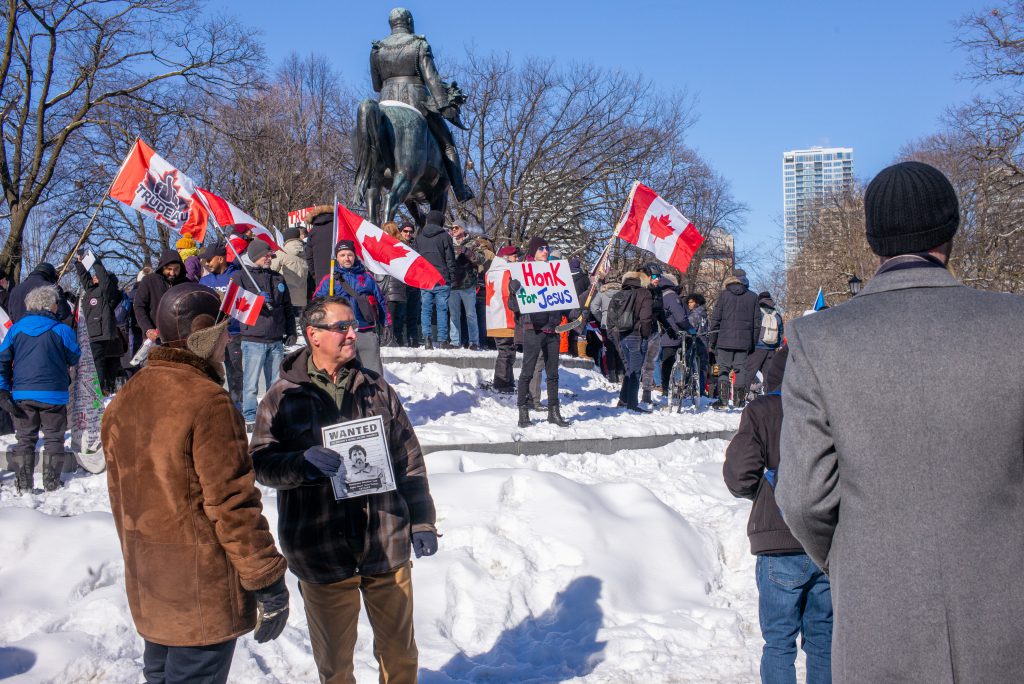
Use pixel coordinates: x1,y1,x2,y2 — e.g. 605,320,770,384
310,320,358,334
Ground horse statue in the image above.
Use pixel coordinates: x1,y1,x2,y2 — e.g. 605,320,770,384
352,82,468,227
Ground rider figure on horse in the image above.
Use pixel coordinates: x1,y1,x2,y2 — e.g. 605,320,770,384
370,8,475,203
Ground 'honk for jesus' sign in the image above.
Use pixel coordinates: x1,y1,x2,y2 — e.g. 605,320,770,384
509,259,580,314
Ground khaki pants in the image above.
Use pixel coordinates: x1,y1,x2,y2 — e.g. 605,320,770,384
299,562,417,684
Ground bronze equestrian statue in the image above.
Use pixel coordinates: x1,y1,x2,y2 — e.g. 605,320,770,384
353,8,474,226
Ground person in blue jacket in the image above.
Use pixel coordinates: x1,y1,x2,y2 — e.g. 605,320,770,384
0,284,81,493
312,240,390,375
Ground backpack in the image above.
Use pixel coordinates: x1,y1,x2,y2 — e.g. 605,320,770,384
759,306,780,345
606,290,636,334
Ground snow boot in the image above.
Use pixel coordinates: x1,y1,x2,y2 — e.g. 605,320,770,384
42,452,64,492
547,403,570,428
627,404,652,414
424,338,433,351
15,465,33,494
641,389,653,404
517,407,531,428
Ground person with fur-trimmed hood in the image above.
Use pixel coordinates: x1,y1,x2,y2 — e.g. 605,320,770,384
103,283,289,682
250,295,437,683
709,268,760,409
613,270,654,412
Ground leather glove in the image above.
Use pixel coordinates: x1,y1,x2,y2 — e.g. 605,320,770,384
254,577,289,643
303,446,341,479
412,531,438,558
0,390,26,420
284,333,298,347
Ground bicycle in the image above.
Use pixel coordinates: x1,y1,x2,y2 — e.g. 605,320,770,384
667,331,708,412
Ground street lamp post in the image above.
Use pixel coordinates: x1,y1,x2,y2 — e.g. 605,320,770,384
848,274,862,297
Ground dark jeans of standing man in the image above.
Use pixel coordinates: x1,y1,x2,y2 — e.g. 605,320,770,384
492,336,516,391
143,638,236,684
385,300,406,346
618,333,649,409
11,399,68,490
404,288,421,346
742,347,777,395
517,329,559,408
715,348,749,406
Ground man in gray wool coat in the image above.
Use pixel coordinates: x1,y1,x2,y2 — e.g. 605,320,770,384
777,160,1024,683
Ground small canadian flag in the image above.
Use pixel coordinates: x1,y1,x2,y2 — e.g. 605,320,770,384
221,281,264,326
0,305,11,343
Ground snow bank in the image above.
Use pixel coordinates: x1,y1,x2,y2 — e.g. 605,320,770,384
0,437,763,683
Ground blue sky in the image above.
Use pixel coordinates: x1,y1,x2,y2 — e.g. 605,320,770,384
224,0,985,260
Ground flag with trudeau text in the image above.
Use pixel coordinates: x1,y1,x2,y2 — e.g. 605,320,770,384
109,139,210,242
335,204,445,289
615,182,705,272
0,305,11,343
196,188,281,253
221,281,264,326
484,257,515,333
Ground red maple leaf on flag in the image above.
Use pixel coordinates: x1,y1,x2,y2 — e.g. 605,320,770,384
648,214,675,240
363,234,409,265
235,296,250,313
485,278,496,306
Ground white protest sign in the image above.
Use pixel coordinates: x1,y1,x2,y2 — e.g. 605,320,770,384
322,415,396,501
80,249,96,271
508,259,579,314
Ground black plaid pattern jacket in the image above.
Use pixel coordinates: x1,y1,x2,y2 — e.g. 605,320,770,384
250,348,436,584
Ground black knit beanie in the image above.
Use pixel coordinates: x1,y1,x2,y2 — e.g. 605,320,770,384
426,210,444,226
864,161,959,257
525,236,549,259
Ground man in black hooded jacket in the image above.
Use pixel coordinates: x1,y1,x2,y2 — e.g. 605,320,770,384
134,250,187,343
7,262,73,323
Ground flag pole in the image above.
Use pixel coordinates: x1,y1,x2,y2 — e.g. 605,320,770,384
329,194,337,297
57,179,118,279
211,223,262,294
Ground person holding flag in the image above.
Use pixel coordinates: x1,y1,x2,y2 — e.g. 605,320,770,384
312,240,390,375
230,240,294,431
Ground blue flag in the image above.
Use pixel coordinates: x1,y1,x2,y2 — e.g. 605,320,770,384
813,287,827,311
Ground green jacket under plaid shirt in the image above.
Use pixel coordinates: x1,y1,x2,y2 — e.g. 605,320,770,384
250,347,436,584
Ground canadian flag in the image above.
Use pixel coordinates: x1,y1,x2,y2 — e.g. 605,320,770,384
0,305,12,343
615,182,705,272
335,204,445,289
109,139,210,242
220,280,264,326
195,188,281,253
484,257,515,332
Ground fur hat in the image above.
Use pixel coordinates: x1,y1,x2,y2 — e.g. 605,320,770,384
156,283,229,362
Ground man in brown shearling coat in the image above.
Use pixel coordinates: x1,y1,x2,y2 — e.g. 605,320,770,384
102,283,289,683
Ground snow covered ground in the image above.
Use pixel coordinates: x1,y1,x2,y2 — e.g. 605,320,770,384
0,358,776,683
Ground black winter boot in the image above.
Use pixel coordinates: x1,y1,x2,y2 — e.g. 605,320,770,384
547,403,570,427
42,452,63,492
641,389,653,404
518,406,531,428
424,337,434,351
15,465,33,494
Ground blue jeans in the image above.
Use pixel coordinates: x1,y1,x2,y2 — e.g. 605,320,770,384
448,286,480,346
420,285,451,343
618,333,648,407
241,340,284,422
756,553,833,684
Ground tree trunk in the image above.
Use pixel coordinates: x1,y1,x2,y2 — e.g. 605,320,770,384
0,209,28,282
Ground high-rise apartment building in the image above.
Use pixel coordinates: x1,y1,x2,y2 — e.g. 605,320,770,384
783,146,854,268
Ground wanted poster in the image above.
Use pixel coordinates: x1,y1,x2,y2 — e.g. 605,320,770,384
321,415,396,500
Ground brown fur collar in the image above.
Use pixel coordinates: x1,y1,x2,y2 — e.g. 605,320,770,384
147,345,224,383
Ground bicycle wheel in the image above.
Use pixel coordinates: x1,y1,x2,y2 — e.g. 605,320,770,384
689,360,703,411
667,348,685,412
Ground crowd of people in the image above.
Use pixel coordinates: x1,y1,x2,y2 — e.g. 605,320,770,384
1,160,1021,684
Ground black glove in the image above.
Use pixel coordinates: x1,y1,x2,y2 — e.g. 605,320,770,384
254,577,289,643
303,446,341,479
284,333,298,347
0,390,26,420
412,531,438,558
